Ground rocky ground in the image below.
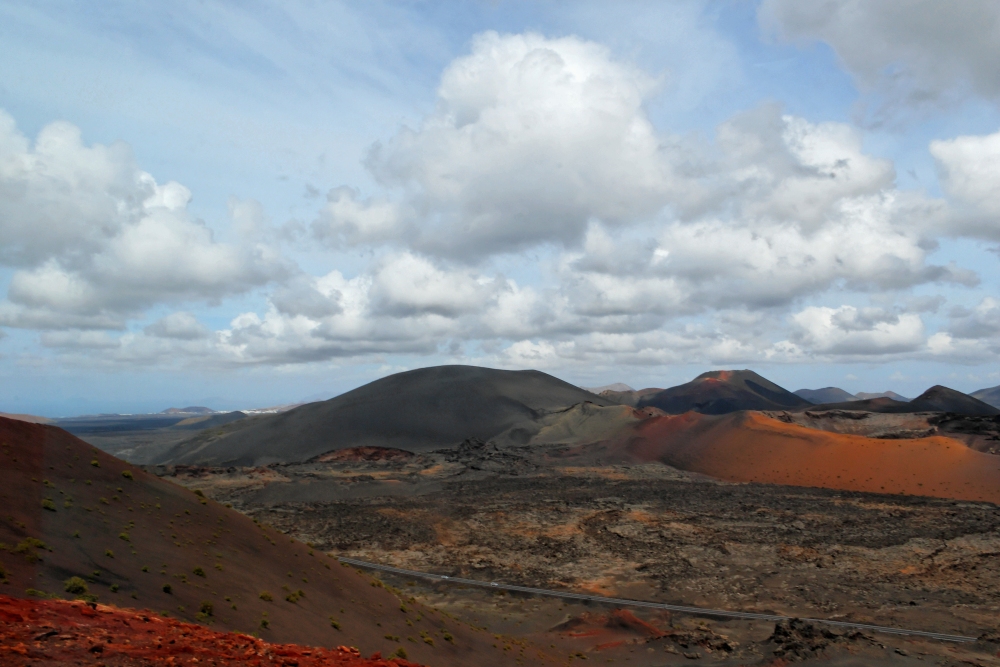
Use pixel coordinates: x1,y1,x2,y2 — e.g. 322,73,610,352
153,441,1000,665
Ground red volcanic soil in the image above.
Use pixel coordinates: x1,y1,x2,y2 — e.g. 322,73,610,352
553,609,668,647
0,416,554,667
621,411,1000,504
0,593,423,666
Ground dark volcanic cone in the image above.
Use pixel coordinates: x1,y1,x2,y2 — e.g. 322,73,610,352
637,370,810,415
158,365,612,466
908,385,1000,416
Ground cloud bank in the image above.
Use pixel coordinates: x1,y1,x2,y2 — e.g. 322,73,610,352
4,27,1000,376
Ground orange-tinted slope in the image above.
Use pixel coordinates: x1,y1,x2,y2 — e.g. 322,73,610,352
0,416,555,667
621,411,1000,504
0,594,423,666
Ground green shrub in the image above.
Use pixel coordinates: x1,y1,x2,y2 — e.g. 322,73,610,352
192,567,205,577
64,577,88,595
329,617,340,630
199,601,213,616
119,532,130,541
104,549,114,558
121,470,133,480
41,499,56,511
162,584,172,594
110,584,119,592
392,648,408,659
259,591,273,601
90,459,100,467
26,588,60,599
15,538,47,563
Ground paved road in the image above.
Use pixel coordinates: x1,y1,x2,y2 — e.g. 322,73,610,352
338,556,977,644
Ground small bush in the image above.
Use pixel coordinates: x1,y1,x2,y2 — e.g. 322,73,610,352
260,618,269,629
259,591,273,601
193,489,205,497
90,459,100,467
199,601,213,616
329,617,340,630
119,532,130,541
162,584,172,594
392,648,408,660
41,499,56,511
64,577,89,595
27,588,61,600
110,584,119,592
15,538,47,563
192,567,205,577
443,631,454,643
141,566,149,572
121,470,133,480
104,549,114,558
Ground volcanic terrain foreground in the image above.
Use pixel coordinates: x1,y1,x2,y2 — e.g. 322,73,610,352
177,450,1000,664
0,594,423,666
0,416,555,666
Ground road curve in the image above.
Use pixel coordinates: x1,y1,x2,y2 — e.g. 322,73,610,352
337,556,977,644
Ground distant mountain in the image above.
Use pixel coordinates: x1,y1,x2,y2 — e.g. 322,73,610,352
585,383,634,393
598,387,663,407
971,384,1000,409
855,391,911,402
794,387,858,404
161,406,215,414
637,370,810,415
804,385,999,416
158,365,612,466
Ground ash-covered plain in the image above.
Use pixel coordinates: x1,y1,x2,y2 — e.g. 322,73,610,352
156,440,1000,665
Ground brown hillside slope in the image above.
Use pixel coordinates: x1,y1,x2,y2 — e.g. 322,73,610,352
0,412,50,424
619,411,1000,504
0,417,554,667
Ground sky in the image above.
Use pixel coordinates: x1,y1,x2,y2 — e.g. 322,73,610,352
2,0,1000,416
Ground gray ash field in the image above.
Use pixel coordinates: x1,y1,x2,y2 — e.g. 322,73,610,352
156,442,1000,665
